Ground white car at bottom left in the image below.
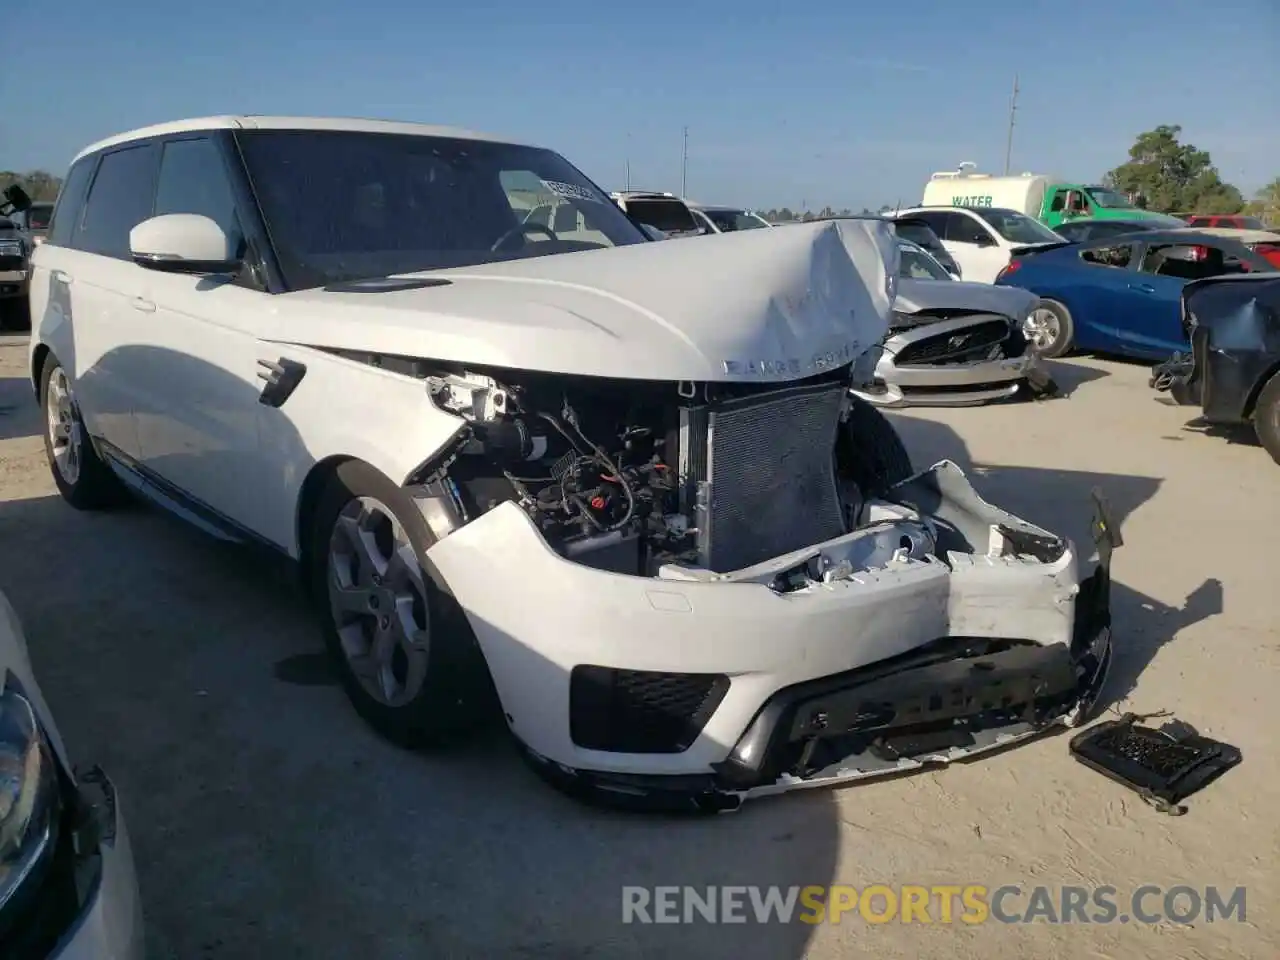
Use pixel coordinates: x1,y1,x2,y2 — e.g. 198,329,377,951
0,590,143,959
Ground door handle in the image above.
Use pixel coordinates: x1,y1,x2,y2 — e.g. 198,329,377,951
131,297,156,313
1128,283,1156,294
51,270,73,285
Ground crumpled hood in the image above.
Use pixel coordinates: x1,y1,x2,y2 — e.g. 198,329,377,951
265,220,898,383
894,277,1037,320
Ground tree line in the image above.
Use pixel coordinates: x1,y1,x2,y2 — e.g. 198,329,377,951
4,125,1278,225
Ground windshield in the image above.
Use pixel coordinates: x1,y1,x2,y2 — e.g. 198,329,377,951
624,198,701,235
898,244,951,281
703,208,770,232
971,208,1063,245
1085,187,1136,210
236,130,648,289
26,203,53,230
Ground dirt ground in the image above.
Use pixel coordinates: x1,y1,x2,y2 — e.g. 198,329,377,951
0,333,1275,960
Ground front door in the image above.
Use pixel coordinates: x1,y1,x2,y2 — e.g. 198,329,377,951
936,211,1009,284
1121,242,1205,355
131,135,275,539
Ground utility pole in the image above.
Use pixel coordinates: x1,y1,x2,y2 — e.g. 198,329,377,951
681,126,688,197
625,158,631,191
1003,73,1019,175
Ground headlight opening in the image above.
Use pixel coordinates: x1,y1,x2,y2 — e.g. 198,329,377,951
0,684,61,920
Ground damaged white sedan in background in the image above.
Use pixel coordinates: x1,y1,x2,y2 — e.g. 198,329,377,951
30,116,1117,813
854,239,1053,408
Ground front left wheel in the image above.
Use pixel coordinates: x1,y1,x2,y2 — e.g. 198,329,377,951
307,460,494,748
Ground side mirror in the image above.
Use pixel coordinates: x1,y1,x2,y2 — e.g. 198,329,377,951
130,214,241,274
1,184,32,214
971,233,996,248
640,224,668,241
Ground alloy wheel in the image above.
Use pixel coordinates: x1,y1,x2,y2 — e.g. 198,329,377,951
327,497,431,707
1023,307,1062,353
45,367,82,486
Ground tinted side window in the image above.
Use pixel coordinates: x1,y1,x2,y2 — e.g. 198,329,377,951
47,157,97,247
945,213,991,244
78,144,159,259
1055,222,1089,242
154,137,243,249
909,211,949,237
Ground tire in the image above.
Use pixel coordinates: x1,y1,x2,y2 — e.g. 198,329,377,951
1023,298,1074,359
1252,371,1280,466
307,460,495,748
0,297,31,332
837,395,914,498
39,358,130,510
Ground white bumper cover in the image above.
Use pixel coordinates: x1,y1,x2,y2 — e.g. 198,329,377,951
426,461,1113,803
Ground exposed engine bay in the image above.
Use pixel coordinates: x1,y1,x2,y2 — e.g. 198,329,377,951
411,359,867,577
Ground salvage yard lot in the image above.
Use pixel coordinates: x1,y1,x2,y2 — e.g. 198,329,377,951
0,333,1275,960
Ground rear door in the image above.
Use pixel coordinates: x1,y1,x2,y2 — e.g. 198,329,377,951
55,141,161,457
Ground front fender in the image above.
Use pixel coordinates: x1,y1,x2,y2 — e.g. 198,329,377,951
256,344,468,555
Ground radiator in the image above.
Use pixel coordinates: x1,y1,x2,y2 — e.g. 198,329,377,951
679,381,848,572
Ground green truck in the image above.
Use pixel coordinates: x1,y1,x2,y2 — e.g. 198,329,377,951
922,165,1184,228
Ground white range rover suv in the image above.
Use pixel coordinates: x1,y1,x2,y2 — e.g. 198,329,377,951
28,116,1117,811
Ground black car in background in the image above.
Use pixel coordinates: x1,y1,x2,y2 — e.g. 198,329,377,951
1052,218,1167,244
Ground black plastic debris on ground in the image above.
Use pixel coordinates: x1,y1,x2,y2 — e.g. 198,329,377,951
1068,713,1242,815
1024,365,1061,400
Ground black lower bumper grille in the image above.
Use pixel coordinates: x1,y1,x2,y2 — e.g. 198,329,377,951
570,666,730,753
714,637,1081,788
0,254,25,272
897,319,1011,365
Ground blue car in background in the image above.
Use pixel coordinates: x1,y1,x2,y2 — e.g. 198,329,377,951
996,230,1276,360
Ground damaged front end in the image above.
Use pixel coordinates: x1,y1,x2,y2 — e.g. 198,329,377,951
1151,274,1280,425
853,279,1056,408
413,370,1122,811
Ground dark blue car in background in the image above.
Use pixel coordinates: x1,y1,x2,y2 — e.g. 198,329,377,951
996,230,1276,360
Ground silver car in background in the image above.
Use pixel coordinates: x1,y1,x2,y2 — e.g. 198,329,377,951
0,589,143,959
687,203,773,233
852,240,1046,408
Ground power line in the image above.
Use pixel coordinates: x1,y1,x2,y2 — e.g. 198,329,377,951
681,126,688,197
1003,74,1019,175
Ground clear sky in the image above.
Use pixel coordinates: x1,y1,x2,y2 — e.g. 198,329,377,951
5,0,1277,211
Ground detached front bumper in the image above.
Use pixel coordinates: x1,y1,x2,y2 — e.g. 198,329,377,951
426,461,1120,811
856,314,1034,408
48,769,145,960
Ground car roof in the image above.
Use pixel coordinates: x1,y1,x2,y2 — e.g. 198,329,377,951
73,115,531,165
1072,229,1263,253
1063,217,1160,227
895,205,1027,218
611,191,678,200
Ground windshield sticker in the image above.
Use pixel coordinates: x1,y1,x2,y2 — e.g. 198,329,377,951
543,180,605,204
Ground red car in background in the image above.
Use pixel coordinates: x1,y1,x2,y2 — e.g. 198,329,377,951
1181,214,1267,230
